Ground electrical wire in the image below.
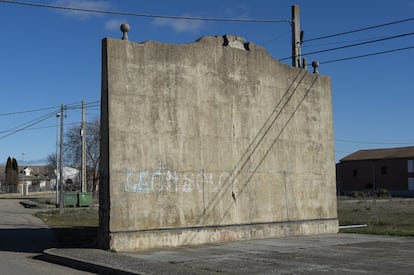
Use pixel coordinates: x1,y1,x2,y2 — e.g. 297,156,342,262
0,100,101,139
0,100,100,116
0,0,290,23
281,31,414,61
319,45,414,64
0,122,82,133
335,138,414,145
0,111,58,134
283,31,414,60
303,17,414,43
0,105,60,116
0,111,57,139
302,34,401,49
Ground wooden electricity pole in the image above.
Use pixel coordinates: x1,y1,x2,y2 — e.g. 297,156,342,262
291,5,302,67
81,100,87,193
59,104,65,214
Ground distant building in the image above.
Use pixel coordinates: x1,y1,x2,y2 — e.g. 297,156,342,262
20,166,54,192
0,165,79,193
336,146,414,197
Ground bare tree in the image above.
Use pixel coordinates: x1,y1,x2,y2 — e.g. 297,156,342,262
46,153,57,170
64,118,100,194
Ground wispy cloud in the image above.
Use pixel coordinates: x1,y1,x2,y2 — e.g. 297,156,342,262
224,4,251,20
152,16,204,33
105,19,126,32
50,0,112,20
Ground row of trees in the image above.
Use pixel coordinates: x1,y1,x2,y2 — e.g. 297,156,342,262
48,118,100,193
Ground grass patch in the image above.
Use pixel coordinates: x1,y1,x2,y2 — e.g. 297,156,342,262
36,208,99,248
338,198,414,237
33,197,414,246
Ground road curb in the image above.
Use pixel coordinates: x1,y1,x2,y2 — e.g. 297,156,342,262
41,248,136,275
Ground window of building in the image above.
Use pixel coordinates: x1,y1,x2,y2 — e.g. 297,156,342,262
408,178,414,191
366,183,373,189
381,166,387,175
353,169,358,177
408,160,414,173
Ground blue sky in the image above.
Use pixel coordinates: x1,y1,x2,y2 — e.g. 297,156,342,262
0,0,413,165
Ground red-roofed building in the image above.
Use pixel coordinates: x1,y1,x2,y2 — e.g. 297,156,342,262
336,146,414,197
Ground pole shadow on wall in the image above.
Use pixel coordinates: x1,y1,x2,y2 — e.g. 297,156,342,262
182,69,320,244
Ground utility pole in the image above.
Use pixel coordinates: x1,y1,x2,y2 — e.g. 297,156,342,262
55,112,60,207
59,104,65,214
81,100,87,193
291,5,302,67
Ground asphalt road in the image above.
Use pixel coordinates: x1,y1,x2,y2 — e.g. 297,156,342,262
3,194,414,274
0,198,93,275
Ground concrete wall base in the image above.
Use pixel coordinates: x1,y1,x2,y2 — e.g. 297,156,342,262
110,219,339,252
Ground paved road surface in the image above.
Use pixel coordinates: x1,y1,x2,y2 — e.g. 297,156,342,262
0,198,93,275
3,195,414,274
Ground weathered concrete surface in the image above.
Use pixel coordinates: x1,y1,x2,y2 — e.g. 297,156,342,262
99,35,337,251
44,234,414,274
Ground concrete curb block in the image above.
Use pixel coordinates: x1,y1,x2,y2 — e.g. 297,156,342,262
20,200,40,208
41,248,136,275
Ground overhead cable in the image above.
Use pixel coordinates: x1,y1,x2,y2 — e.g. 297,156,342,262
303,17,414,43
0,100,100,116
0,105,60,116
281,31,414,60
0,111,57,134
0,111,57,139
0,0,290,23
335,138,414,145
319,45,414,64
279,32,414,61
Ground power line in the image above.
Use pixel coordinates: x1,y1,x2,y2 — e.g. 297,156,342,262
335,138,414,145
0,122,83,133
0,111,57,134
0,0,290,23
0,111,57,140
281,31,414,60
0,100,100,140
319,45,414,64
66,103,100,110
261,30,291,45
0,100,100,116
302,34,397,49
303,17,414,43
283,31,414,60
0,105,60,116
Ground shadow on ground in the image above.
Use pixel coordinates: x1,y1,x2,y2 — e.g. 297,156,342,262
52,226,98,248
0,227,98,254
0,228,57,253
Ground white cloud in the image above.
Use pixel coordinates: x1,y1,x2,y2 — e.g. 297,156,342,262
152,17,204,33
224,5,250,20
105,19,126,32
51,0,112,20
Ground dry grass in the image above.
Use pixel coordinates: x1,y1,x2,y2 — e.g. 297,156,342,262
337,198,414,237
36,208,98,227
33,197,414,247
36,208,98,248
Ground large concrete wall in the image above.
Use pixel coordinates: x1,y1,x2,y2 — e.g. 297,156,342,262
99,35,338,251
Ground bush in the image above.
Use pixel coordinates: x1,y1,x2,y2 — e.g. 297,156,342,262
350,191,365,198
376,188,391,198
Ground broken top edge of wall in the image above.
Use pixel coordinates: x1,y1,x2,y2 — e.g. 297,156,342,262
107,34,256,51
103,35,326,75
